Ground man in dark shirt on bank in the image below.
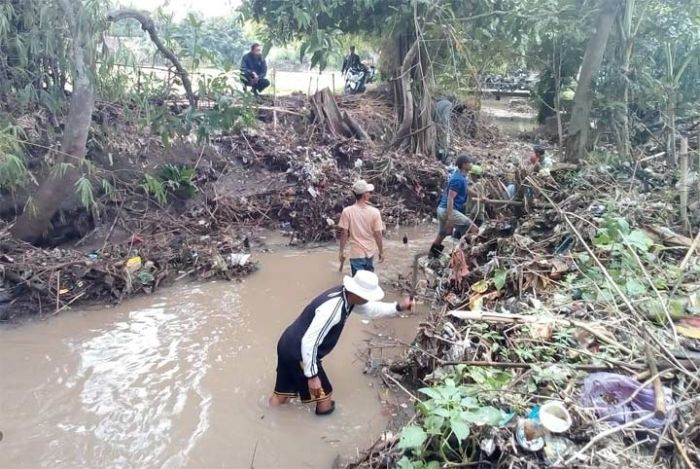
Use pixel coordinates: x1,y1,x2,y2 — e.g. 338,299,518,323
341,46,361,75
240,43,270,95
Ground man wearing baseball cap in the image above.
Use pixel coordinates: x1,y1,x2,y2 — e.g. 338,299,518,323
337,179,385,275
269,270,414,415
430,154,477,257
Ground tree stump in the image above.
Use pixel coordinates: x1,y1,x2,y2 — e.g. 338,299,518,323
309,88,368,140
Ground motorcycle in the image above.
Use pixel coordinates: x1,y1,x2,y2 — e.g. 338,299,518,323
344,65,375,95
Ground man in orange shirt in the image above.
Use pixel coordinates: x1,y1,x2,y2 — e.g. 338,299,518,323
338,180,385,276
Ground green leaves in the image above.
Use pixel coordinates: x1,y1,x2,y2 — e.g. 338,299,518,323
412,370,512,462
624,277,646,296
493,269,508,290
449,418,470,440
398,425,428,450
622,229,653,252
74,176,95,209
461,406,503,426
142,174,167,205
418,387,443,401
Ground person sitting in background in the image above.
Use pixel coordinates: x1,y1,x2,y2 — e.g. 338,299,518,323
240,43,270,95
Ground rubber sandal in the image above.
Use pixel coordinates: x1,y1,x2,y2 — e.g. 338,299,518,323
315,400,335,416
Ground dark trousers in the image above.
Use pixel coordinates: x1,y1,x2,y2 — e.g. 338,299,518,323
241,72,270,94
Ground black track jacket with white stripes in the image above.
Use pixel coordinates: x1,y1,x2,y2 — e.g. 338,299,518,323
277,286,398,378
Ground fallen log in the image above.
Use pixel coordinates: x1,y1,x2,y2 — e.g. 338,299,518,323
644,224,696,249
342,110,369,140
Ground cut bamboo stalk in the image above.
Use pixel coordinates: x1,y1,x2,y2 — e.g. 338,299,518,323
680,137,689,234
645,344,667,418
272,68,278,130
438,360,629,371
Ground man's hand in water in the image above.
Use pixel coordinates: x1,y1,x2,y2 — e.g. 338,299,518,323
397,296,416,312
308,376,323,398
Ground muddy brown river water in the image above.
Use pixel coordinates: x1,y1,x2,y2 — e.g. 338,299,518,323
0,227,433,469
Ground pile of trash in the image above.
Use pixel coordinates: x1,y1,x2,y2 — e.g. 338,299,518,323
349,152,700,468
213,128,447,243
0,218,255,320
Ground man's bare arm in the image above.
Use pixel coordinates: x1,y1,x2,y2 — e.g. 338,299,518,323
373,230,384,262
338,228,348,261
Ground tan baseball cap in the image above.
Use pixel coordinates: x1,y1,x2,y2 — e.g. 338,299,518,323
352,179,375,195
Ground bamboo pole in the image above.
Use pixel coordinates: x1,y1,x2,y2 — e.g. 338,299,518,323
645,344,667,418
332,72,336,95
307,76,312,96
680,137,689,234
272,68,278,130
696,129,700,190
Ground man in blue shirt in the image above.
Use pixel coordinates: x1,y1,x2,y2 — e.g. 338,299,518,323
430,154,477,257
240,43,270,95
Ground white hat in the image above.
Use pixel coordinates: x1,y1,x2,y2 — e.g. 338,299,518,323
352,179,375,195
343,270,384,301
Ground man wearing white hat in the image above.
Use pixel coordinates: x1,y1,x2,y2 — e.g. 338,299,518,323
269,270,414,415
338,179,385,276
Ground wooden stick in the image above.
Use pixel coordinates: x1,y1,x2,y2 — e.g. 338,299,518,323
272,68,278,130
671,430,695,469
645,224,695,248
574,319,635,355
55,270,61,313
645,344,667,418
627,244,679,344
438,360,636,371
448,310,635,355
679,229,700,271
381,370,419,401
680,137,690,234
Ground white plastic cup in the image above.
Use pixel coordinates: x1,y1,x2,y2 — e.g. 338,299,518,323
539,401,572,433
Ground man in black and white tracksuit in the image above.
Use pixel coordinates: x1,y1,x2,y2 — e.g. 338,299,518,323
269,270,414,415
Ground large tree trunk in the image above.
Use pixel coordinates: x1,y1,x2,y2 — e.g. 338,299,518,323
413,41,436,156
107,9,197,109
10,0,95,242
564,0,620,163
391,39,419,149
